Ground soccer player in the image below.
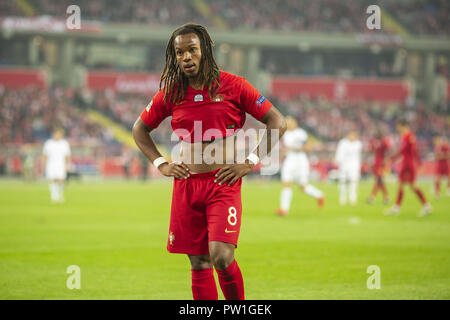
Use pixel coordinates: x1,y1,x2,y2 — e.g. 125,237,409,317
276,116,324,216
42,128,71,203
367,128,391,204
132,23,286,300
335,130,362,206
386,118,432,217
433,135,450,198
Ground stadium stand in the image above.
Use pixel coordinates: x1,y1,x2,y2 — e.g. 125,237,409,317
0,0,448,179
0,85,116,145
1,84,446,156
0,0,448,36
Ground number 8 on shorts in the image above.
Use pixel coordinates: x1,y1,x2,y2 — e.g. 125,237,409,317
228,206,237,226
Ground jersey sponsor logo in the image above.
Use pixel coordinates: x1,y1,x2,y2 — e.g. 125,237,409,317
194,94,203,102
145,99,153,112
226,124,236,129
255,95,266,107
225,228,237,233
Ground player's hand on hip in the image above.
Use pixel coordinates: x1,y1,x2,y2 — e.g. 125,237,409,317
159,161,190,179
214,161,254,186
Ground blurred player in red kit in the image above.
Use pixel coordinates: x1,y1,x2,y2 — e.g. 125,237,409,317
386,118,432,217
367,128,391,204
433,135,450,198
132,24,286,300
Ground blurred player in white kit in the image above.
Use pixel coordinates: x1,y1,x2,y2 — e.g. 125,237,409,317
276,116,324,216
335,131,362,205
42,128,71,203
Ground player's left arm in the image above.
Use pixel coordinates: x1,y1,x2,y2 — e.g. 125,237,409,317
65,142,71,173
66,155,71,173
302,141,311,153
215,77,286,186
41,142,48,176
411,137,422,166
41,154,47,175
215,106,287,186
438,145,450,161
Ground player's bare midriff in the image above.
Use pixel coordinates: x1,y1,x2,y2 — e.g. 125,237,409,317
179,135,239,173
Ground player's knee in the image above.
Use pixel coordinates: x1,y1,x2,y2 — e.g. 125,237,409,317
188,254,212,270
209,246,234,270
211,253,233,270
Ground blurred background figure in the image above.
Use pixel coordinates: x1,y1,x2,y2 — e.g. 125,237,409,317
367,127,391,204
387,118,431,217
22,144,36,182
0,0,447,193
277,116,324,216
121,147,133,180
335,131,362,206
433,135,450,198
139,152,150,181
42,128,71,203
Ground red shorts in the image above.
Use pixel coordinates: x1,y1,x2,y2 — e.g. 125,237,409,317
399,166,416,183
167,169,242,255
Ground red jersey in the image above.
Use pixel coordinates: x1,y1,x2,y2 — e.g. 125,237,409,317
370,137,390,167
435,142,449,174
140,71,273,142
392,131,420,169
435,143,449,165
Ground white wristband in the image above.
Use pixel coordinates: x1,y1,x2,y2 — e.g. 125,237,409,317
246,153,260,165
153,157,168,168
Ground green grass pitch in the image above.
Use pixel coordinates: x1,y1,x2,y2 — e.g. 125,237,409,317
0,178,449,299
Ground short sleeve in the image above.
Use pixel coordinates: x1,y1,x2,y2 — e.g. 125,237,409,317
139,90,171,129
239,77,273,120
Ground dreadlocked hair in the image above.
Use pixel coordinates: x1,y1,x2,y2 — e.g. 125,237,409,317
160,23,220,104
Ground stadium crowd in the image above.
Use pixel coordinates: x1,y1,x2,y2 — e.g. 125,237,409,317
78,88,172,145
261,51,407,78
280,94,448,155
0,0,448,36
79,87,448,157
1,85,448,178
0,85,116,146
2,85,447,154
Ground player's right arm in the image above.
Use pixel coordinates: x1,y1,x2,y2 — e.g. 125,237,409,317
334,140,344,164
132,118,189,179
41,154,47,175
132,92,189,179
41,141,48,175
65,141,71,173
